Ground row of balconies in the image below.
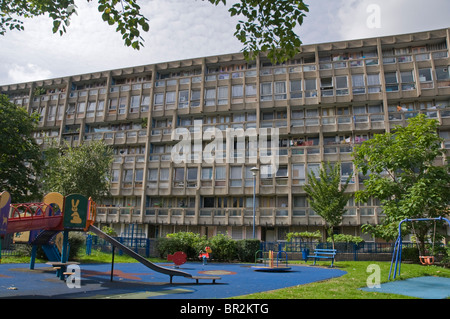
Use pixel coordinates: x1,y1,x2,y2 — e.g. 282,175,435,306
94,206,382,227
48,107,450,149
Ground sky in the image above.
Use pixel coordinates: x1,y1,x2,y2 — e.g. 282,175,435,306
0,0,449,86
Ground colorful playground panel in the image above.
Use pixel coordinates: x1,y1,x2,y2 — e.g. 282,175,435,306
0,191,224,285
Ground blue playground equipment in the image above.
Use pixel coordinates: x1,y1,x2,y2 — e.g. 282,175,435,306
389,216,450,280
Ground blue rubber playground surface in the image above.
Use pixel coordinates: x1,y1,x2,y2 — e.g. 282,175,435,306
360,276,450,299
0,262,346,299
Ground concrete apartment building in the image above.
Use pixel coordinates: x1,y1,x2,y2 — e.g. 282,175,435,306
2,28,449,242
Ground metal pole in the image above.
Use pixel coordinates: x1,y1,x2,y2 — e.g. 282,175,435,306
250,167,259,239
253,173,256,239
111,246,115,282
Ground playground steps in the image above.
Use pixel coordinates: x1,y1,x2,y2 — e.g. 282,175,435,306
32,230,60,245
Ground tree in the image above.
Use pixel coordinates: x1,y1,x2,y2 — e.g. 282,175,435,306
0,94,43,202
0,0,149,50
1,0,309,62
210,0,309,62
353,114,450,247
41,140,114,201
303,162,353,249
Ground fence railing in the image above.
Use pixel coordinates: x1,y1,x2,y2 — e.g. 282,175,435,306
2,236,438,262
86,234,158,258
260,241,424,261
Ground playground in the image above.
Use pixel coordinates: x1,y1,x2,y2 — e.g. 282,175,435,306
0,261,347,299
1,191,450,300
0,190,347,299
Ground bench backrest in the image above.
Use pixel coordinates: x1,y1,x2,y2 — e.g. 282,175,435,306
314,249,337,255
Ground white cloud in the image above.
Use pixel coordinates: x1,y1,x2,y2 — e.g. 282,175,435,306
0,0,448,86
7,63,53,84
336,0,450,40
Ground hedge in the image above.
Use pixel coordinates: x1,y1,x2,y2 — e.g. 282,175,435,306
156,232,261,262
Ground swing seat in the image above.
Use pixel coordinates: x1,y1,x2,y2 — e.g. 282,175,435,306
419,256,435,265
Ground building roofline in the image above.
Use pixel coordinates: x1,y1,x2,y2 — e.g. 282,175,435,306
2,27,449,90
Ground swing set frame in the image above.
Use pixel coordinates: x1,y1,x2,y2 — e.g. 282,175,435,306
389,217,450,280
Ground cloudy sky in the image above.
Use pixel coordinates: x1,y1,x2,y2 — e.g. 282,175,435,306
0,0,449,85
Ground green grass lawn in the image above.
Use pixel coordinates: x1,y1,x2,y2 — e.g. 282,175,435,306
2,252,449,299
236,260,450,299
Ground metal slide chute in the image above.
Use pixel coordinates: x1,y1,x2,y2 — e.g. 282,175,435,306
87,225,193,283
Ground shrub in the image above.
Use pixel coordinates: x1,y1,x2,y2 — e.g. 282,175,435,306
327,234,364,245
68,232,86,260
286,231,321,242
156,232,206,260
236,239,261,262
208,233,236,261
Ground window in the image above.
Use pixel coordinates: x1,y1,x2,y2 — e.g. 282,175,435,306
257,111,271,122
178,90,189,108
293,196,307,216
47,105,56,121
305,79,317,97
292,164,305,185
436,66,450,80
230,166,242,187
86,102,96,118
385,72,398,91
335,76,348,95
368,104,382,113
260,82,272,101
165,91,176,107
77,102,86,116
173,167,184,187
320,77,333,96
123,169,133,187
205,88,216,106
290,80,302,99
244,166,254,187
66,103,75,118
367,73,381,93
400,71,415,91
141,95,150,110
215,166,226,187
159,168,169,188
232,85,243,98
201,167,213,187
307,163,321,180
191,89,201,107
418,68,433,89
245,84,257,97
187,167,198,187
276,165,288,185
341,162,354,183
118,97,127,114
57,105,64,120
135,169,143,186
274,81,287,100
203,197,215,208
148,168,158,188
218,86,228,105
130,95,140,113
111,169,119,183
352,74,365,94
320,77,333,88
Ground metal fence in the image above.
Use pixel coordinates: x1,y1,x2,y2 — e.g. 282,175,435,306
1,235,437,262
86,234,159,258
260,241,423,261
